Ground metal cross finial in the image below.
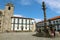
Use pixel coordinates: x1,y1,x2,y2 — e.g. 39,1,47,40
42,1,46,11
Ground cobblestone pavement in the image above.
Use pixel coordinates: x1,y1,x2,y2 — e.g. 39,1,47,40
0,32,60,40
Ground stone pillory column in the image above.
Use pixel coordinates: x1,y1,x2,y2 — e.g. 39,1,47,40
42,1,47,29
42,1,50,36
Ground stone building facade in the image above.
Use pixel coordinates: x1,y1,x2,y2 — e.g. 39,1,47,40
0,3,14,32
11,16,36,32
0,3,36,32
36,16,60,31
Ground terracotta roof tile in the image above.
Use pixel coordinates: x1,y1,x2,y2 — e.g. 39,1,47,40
37,16,60,23
50,16,60,20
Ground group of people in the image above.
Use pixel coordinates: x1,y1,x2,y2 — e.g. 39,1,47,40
49,27,55,37
37,27,55,37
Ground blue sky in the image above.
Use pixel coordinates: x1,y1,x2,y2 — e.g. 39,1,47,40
0,0,60,22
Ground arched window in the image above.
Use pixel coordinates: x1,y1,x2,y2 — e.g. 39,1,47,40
8,6,11,10
0,20,1,28
0,26,1,28
0,11,2,16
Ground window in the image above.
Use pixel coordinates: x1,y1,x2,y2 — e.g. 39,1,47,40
0,20,1,25
23,19,26,24
19,19,22,23
54,20,56,24
30,20,32,24
27,25,29,30
32,20,34,22
42,23,44,26
58,19,60,24
11,24,13,30
0,20,1,23
8,6,11,10
0,26,1,28
15,18,18,23
11,18,14,23
59,20,60,24
30,25,32,30
30,20,33,25
32,22,33,25
56,21,58,23
23,25,26,30
53,21,55,24
51,21,53,24
0,11,2,16
27,19,29,24
59,25,60,30
0,20,1,28
15,24,18,30
19,25,21,30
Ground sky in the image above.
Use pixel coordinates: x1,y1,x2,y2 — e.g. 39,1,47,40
0,0,60,22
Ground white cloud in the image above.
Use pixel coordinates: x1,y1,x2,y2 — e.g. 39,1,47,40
34,18,42,23
36,0,60,14
13,14,24,17
45,0,60,9
36,0,60,9
20,0,32,5
8,0,32,5
13,15,42,23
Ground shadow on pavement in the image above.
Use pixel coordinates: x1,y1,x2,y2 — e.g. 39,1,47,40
32,32,55,38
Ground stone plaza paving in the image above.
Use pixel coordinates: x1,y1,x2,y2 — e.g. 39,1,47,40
0,32,60,40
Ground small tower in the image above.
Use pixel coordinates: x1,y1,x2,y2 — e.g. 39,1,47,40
3,3,14,32
5,3,14,16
